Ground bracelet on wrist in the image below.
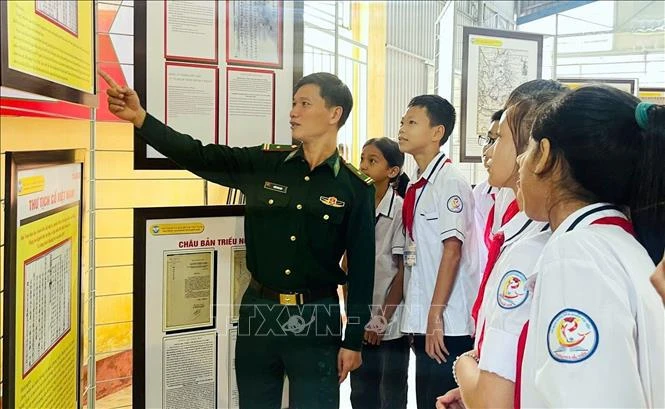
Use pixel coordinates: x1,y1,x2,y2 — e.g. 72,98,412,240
452,350,479,386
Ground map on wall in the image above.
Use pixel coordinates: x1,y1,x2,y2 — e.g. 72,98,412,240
460,27,542,163
476,47,529,135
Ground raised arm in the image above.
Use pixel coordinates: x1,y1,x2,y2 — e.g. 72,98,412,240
99,70,257,189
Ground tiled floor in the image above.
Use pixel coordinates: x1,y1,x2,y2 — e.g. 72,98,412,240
339,349,418,409
96,350,420,409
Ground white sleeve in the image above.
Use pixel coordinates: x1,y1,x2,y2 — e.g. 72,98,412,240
478,262,536,382
436,176,474,243
391,202,405,255
529,255,647,408
478,327,519,381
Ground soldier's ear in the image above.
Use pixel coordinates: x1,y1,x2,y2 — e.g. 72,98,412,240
329,106,343,127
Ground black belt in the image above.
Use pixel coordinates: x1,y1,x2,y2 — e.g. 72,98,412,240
249,278,337,305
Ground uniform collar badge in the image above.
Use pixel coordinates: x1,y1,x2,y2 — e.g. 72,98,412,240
320,196,345,208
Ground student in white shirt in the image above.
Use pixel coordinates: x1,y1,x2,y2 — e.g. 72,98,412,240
514,86,664,407
397,95,478,409
473,109,503,270
438,89,568,409
485,80,568,238
350,137,409,409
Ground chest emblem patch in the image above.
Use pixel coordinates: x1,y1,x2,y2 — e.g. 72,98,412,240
497,270,529,309
547,309,598,364
320,196,345,208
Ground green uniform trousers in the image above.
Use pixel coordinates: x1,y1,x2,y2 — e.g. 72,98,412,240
236,287,342,409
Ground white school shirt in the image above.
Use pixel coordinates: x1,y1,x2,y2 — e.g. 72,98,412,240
368,188,405,341
473,211,548,349
401,152,479,335
475,212,550,382
472,179,496,271
492,188,516,236
519,203,664,408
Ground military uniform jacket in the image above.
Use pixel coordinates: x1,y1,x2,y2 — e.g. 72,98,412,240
137,114,375,351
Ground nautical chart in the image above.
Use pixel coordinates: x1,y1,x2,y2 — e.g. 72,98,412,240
476,46,529,134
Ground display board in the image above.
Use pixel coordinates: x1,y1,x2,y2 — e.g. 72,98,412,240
0,1,96,106
557,78,638,96
639,87,665,105
133,0,298,170
460,27,543,163
133,206,289,409
2,150,84,409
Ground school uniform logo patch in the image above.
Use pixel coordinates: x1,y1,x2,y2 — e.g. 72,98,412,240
547,309,598,363
447,195,463,213
497,270,529,309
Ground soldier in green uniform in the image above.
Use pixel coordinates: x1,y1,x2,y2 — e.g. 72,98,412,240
100,71,375,409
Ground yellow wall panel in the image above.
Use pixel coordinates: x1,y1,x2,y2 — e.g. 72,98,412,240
94,151,195,180
0,117,90,151
95,238,133,267
0,199,4,247
0,249,3,291
367,2,387,139
1,152,5,201
96,209,133,238
96,294,132,325
81,295,89,359
95,179,205,209
95,322,132,354
207,182,231,205
94,121,134,151
96,266,133,296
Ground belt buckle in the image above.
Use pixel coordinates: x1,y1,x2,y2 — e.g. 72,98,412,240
279,293,299,305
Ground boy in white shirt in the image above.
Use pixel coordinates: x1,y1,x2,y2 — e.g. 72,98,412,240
398,95,478,409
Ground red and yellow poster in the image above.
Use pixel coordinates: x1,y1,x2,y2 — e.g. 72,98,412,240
10,162,82,409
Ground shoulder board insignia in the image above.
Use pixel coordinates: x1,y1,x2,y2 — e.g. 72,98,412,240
262,143,298,152
343,161,374,185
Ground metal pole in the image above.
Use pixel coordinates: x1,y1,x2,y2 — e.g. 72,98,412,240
88,107,96,409
553,13,559,80
448,1,457,160
334,1,339,75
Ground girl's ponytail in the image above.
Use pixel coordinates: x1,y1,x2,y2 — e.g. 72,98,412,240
631,103,665,263
394,173,410,198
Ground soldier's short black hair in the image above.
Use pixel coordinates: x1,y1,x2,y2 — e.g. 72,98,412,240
295,72,353,129
408,95,456,146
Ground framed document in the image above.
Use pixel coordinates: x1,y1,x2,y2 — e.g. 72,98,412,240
639,87,665,104
165,0,218,64
558,78,638,96
163,249,216,332
133,205,245,408
1,0,96,106
162,332,218,409
226,0,283,68
226,67,276,147
228,327,240,409
231,246,252,322
3,150,84,409
460,27,543,162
